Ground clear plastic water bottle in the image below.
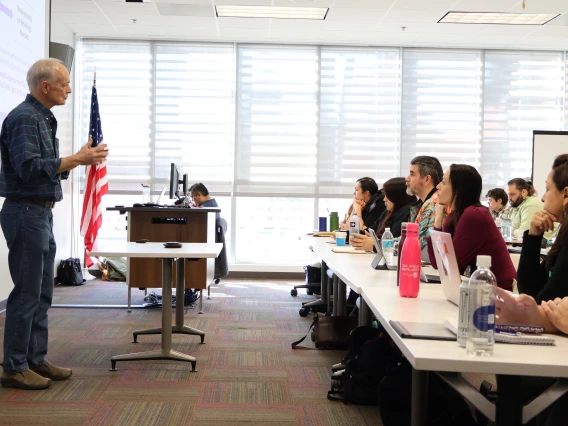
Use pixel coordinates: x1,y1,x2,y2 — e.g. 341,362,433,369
457,278,470,348
466,255,496,357
382,228,395,267
349,212,360,239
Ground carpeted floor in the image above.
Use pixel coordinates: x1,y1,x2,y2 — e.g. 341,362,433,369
0,279,383,425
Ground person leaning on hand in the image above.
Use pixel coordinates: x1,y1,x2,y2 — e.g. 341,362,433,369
515,154,568,303
0,59,108,390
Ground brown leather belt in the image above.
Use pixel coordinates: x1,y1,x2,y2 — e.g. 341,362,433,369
19,198,56,208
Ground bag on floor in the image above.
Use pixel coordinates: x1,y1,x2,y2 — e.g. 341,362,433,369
377,359,478,426
56,258,86,286
292,313,357,350
327,331,399,405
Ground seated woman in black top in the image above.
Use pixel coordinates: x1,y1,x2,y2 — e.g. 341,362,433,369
352,177,385,231
351,177,416,252
515,154,568,303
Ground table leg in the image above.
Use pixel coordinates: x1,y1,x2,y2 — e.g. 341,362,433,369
496,375,522,426
336,278,346,316
358,297,372,326
411,368,428,426
332,275,339,316
111,258,197,372
174,259,205,341
132,259,206,344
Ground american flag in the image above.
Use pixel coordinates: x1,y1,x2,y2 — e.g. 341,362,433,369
80,78,108,267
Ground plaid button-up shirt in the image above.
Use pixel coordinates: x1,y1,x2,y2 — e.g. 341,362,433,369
0,94,69,201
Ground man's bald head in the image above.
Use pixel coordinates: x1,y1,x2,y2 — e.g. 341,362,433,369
26,58,67,91
26,59,71,109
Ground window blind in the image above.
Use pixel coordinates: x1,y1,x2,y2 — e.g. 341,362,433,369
401,49,483,173
155,43,235,194
78,40,153,192
319,47,401,195
236,45,319,195
483,51,565,190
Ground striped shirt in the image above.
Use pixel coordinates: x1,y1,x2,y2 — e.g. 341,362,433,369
0,94,69,201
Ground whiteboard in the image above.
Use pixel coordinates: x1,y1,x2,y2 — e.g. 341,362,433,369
532,131,568,199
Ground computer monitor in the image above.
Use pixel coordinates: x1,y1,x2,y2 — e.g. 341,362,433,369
169,163,183,199
182,173,188,196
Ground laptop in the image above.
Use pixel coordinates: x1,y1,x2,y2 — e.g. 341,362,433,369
429,230,463,305
368,228,397,270
155,186,167,205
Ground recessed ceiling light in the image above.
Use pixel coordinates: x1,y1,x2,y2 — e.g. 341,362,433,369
215,5,328,20
439,11,559,25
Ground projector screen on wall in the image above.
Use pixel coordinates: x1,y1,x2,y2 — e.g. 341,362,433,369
532,131,568,200
0,0,49,123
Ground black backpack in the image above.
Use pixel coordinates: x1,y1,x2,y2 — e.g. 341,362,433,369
328,328,399,405
57,258,86,286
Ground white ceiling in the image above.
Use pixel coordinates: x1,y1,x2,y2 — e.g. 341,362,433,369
51,0,568,50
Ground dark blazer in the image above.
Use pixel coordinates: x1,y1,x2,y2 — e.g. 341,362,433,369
362,191,386,230
371,204,411,238
517,231,568,303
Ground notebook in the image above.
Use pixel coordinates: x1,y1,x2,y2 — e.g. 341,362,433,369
331,246,367,254
444,318,556,346
312,231,335,237
390,320,457,341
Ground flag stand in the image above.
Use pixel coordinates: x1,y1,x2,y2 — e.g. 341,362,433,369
83,248,97,281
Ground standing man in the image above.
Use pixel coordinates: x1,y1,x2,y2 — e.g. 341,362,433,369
405,156,443,258
0,59,108,390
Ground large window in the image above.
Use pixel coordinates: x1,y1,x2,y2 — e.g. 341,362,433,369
77,40,568,266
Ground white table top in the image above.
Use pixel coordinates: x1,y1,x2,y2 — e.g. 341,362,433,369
307,236,568,378
91,242,222,259
308,236,393,294
363,286,568,378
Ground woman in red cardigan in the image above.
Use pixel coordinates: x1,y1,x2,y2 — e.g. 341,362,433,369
427,164,516,290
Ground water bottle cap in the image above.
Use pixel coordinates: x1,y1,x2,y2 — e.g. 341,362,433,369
385,228,390,231
476,255,491,268
330,212,338,216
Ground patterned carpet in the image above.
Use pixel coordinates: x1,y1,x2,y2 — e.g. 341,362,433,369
0,279,383,425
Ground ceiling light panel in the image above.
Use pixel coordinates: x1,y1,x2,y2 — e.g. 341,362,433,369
215,5,328,19
439,12,560,25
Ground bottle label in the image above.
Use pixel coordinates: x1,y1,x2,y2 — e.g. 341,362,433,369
472,305,496,332
401,264,420,279
382,240,394,249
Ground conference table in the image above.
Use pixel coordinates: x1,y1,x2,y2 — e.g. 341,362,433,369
307,236,568,426
91,242,222,371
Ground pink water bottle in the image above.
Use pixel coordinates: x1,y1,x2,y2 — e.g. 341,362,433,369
399,222,420,298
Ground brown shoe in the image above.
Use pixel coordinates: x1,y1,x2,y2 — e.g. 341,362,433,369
1,369,52,390
30,361,72,381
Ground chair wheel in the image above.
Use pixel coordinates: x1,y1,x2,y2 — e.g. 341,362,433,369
311,330,315,342
291,289,298,297
299,307,309,317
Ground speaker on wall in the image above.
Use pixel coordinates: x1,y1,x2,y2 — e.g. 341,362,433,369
49,42,75,71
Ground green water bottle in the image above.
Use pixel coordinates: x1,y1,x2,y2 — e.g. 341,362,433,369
329,212,339,231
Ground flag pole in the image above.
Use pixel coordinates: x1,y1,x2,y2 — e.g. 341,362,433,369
82,68,99,281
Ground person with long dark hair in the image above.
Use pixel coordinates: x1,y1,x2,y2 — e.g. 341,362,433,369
427,164,515,290
351,177,385,231
351,177,415,251
493,155,568,426
512,154,568,303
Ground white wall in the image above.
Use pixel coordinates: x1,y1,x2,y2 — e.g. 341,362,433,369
0,19,76,302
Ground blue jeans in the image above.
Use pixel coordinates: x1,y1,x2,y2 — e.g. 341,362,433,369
1,199,56,372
